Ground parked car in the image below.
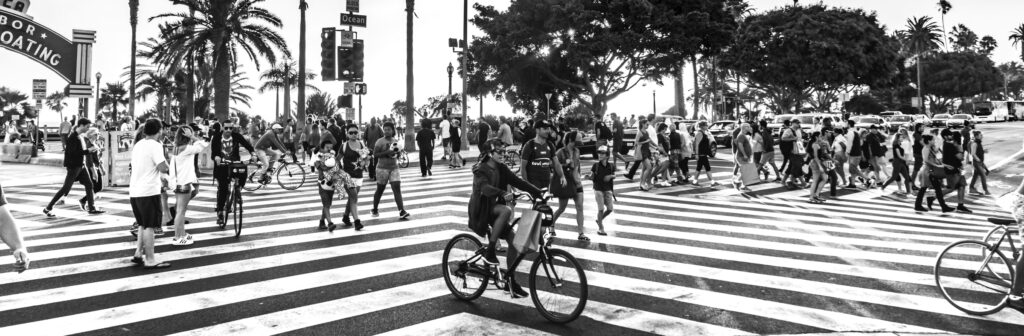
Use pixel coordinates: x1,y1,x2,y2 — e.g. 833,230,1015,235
575,128,599,159
709,120,738,148
880,111,903,118
910,114,930,127
930,114,951,127
946,114,975,128
852,115,888,130
886,115,915,132
768,114,795,140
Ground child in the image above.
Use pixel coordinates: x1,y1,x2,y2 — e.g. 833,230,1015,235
588,146,614,235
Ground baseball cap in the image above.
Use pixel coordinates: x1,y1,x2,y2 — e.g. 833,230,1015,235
272,124,284,130
596,145,609,153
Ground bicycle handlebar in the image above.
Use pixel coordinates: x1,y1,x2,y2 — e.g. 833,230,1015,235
511,190,552,204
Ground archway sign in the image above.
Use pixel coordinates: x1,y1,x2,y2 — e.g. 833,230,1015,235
0,1,96,115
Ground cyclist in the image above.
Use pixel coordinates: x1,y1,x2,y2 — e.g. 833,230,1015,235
469,139,545,298
211,121,255,225
999,178,1024,313
254,123,288,183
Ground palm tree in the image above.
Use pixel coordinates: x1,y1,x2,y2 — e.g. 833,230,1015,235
901,16,944,115
258,60,319,119
0,87,28,110
937,0,952,51
149,0,290,121
1010,24,1024,63
128,0,140,116
979,35,998,55
304,92,336,118
99,82,131,120
45,91,69,121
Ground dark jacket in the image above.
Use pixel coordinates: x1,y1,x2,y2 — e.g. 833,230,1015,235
64,131,87,168
364,124,384,148
467,156,543,237
210,131,255,162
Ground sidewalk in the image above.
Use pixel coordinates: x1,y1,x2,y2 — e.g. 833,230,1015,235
0,162,67,187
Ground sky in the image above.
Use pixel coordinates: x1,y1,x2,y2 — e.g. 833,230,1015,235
3,0,1024,127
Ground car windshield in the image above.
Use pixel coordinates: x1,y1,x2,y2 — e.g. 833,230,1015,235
933,114,950,119
709,122,734,131
890,116,912,122
794,115,815,124
857,117,882,124
952,114,971,120
772,115,793,123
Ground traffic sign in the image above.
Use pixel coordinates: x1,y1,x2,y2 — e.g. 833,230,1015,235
345,107,355,121
32,79,46,100
911,97,921,108
346,0,359,13
340,13,367,27
343,82,355,95
339,31,354,48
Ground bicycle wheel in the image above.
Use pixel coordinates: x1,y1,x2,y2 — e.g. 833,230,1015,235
441,233,489,301
399,152,410,168
276,163,307,190
243,162,264,191
505,152,520,173
529,248,588,323
934,240,1014,315
232,185,243,238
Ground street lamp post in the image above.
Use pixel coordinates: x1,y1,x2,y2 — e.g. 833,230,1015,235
652,90,656,119
447,63,454,96
545,93,553,116
94,72,102,121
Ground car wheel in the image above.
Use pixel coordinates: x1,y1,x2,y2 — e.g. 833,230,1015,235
710,146,717,158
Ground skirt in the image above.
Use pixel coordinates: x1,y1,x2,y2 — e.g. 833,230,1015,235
550,171,581,199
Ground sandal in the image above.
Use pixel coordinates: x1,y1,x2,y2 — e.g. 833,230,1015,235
172,234,194,246
143,262,171,269
577,234,591,241
597,230,607,236
130,256,144,266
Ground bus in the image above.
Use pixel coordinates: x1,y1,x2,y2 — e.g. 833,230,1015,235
973,101,1024,122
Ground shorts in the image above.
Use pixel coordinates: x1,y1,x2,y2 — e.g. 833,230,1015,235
760,151,775,165
669,153,682,170
174,183,198,195
696,155,712,172
594,189,614,205
348,178,364,189
130,195,163,229
376,168,401,185
442,138,451,147
753,152,763,166
947,171,965,187
0,182,7,207
789,154,806,176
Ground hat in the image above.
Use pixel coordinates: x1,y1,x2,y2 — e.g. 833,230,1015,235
535,120,554,129
869,124,879,129
272,124,284,130
596,146,609,153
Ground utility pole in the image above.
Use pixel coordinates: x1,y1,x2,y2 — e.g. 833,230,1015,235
297,0,308,129
652,90,656,118
460,0,469,150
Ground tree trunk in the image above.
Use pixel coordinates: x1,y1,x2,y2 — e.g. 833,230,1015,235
275,87,280,120
211,1,231,122
404,0,416,150
691,55,699,120
297,0,308,129
675,65,686,118
129,0,139,118
284,79,292,122
917,56,925,116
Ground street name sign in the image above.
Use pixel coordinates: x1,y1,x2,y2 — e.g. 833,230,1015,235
32,79,45,99
340,13,366,27
339,30,353,48
346,0,359,13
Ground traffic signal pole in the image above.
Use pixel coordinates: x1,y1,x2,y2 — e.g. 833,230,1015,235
460,0,469,151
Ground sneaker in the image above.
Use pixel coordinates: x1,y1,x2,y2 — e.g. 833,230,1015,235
43,208,56,218
79,199,88,212
399,210,410,220
354,219,363,231
658,182,672,187
1008,296,1024,313
154,226,164,235
371,209,380,217
955,204,973,214
427,170,432,176
509,279,530,298
216,214,225,226
172,234,194,246
129,222,140,237
482,248,499,265
342,217,353,227
710,181,721,187
87,208,106,215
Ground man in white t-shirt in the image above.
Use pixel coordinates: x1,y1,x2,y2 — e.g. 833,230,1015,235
129,119,171,269
439,115,451,160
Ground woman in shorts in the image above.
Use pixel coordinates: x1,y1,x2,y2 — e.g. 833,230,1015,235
341,123,367,231
550,132,590,241
168,126,208,246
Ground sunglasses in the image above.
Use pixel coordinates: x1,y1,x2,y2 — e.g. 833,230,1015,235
348,131,359,135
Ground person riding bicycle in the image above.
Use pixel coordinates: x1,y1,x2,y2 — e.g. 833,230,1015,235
468,138,544,298
254,123,288,183
998,179,1024,313
211,122,255,225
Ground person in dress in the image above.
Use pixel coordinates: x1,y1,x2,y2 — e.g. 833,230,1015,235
168,126,208,246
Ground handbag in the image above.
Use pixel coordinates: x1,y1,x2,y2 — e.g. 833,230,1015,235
823,160,836,171
739,162,759,185
512,209,542,254
929,164,948,178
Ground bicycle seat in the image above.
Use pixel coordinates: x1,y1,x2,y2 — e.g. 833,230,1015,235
988,217,1016,226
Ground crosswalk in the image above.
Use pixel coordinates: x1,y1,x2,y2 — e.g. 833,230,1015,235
1,158,1022,335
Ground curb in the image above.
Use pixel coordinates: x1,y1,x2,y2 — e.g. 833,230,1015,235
990,148,1024,173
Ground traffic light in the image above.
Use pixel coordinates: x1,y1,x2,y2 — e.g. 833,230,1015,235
320,28,336,81
338,95,353,109
352,39,364,81
338,45,354,81
355,83,367,95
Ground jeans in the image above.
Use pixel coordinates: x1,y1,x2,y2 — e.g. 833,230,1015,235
419,146,434,175
47,166,95,210
255,149,281,178
915,176,950,209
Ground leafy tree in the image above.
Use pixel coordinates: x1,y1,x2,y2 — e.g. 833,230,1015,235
259,60,319,119
979,35,998,55
304,92,335,118
0,87,28,110
844,94,885,115
1009,24,1024,63
148,0,290,121
949,24,979,52
99,82,130,120
469,0,737,117
899,16,943,115
913,52,1003,112
720,5,901,114
937,0,952,50
996,61,1024,99
45,91,68,121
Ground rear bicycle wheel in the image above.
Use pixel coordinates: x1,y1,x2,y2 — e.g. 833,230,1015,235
232,185,243,238
529,248,588,323
243,162,264,191
276,163,307,190
442,234,489,301
934,240,1014,315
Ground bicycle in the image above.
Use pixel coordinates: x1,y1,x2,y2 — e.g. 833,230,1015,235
219,161,248,238
398,149,410,168
934,216,1021,315
244,156,307,191
496,147,520,173
441,191,588,323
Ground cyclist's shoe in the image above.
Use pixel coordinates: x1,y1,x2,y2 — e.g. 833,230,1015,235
154,226,164,235
216,214,226,227
371,209,380,217
399,210,410,220
1008,296,1024,313
259,174,272,184
509,279,530,298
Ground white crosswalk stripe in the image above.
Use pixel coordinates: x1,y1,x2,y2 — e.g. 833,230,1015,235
0,163,1021,335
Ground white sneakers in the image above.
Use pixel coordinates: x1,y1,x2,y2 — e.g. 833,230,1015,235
172,234,194,246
